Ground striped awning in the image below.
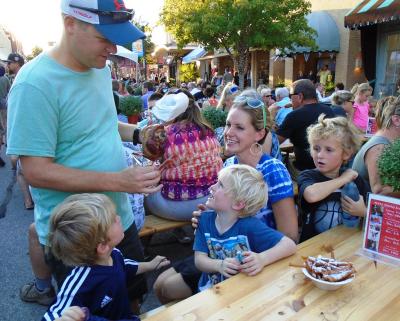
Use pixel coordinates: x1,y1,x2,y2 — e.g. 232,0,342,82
345,0,400,29
182,47,206,64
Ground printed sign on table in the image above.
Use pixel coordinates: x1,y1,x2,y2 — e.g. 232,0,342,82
362,194,400,265
365,117,377,137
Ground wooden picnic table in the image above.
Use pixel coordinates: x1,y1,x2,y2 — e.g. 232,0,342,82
143,225,400,321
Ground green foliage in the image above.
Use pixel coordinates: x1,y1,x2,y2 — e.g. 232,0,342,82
134,87,143,96
26,46,43,61
118,95,143,116
201,107,228,129
378,139,400,192
179,63,200,83
161,0,315,88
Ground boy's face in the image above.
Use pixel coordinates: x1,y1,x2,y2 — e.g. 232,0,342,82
311,137,351,178
206,176,235,213
107,214,124,248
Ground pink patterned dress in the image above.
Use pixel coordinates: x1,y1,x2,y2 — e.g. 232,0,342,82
161,122,223,201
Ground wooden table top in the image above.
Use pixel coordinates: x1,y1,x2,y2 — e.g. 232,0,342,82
143,226,400,321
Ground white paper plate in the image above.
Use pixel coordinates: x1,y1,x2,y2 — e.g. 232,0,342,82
302,268,355,291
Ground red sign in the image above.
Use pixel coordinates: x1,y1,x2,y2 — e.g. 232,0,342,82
363,194,400,262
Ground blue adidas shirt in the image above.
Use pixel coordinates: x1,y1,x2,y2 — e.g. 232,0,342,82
42,249,139,321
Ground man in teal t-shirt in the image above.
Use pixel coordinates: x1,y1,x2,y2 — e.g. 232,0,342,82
6,0,161,312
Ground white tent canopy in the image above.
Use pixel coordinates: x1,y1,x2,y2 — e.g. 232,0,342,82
113,45,138,63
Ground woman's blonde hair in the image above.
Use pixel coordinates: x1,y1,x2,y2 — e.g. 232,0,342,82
351,82,372,96
307,115,362,157
48,193,117,267
217,82,240,109
218,164,267,217
375,96,400,129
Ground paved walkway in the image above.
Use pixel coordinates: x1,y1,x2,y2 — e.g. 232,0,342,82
0,148,194,320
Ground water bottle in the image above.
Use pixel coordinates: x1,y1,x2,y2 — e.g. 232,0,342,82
340,182,360,228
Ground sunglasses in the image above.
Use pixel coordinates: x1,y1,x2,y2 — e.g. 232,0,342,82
289,92,300,98
228,86,239,94
69,4,134,22
234,96,267,129
263,94,272,98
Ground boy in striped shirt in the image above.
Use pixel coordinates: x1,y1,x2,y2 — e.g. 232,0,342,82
42,194,169,321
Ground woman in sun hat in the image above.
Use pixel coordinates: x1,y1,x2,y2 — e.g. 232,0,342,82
142,90,223,220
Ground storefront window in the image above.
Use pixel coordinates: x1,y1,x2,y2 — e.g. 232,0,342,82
381,33,400,97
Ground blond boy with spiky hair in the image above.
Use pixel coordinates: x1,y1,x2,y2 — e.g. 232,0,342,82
194,165,296,291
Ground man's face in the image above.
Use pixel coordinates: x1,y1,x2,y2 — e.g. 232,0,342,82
7,61,20,75
67,17,117,71
290,86,302,109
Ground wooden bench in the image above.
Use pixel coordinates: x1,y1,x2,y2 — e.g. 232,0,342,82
140,301,178,320
139,215,191,238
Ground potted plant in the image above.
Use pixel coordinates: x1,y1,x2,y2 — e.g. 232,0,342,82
201,107,228,130
119,95,143,124
378,138,400,192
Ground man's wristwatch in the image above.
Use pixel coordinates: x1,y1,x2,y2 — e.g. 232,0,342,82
132,128,140,145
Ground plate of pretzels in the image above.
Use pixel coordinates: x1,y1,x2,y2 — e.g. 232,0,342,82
302,255,356,291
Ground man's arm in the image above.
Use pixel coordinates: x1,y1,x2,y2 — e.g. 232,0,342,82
118,121,136,142
20,156,161,194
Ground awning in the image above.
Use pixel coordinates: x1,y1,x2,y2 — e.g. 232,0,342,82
345,0,400,29
287,11,340,55
182,47,206,64
113,46,138,63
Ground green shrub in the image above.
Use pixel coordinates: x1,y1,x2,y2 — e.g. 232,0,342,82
378,138,400,192
118,95,143,116
201,107,228,129
133,87,143,96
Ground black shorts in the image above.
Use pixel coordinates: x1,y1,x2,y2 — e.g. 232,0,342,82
172,255,201,294
45,222,147,301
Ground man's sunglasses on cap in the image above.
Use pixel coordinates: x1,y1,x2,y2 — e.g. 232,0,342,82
69,4,134,22
228,86,239,94
234,95,267,129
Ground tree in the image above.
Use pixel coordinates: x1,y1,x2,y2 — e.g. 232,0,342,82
161,0,315,88
26,46,43,61
179,63,200,83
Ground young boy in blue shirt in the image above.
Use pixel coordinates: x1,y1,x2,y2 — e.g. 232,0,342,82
42,194,169,321
194,165,296,291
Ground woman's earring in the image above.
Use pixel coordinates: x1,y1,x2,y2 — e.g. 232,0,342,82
250,142,263,156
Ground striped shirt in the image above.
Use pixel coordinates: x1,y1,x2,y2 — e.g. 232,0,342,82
224,153,294,229
42,249,139,321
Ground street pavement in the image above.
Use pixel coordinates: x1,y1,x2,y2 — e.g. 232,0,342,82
0,148,194,320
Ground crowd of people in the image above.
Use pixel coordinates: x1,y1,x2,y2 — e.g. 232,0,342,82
1,0,400,320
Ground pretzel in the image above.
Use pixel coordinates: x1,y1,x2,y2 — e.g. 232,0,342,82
304,256,356,282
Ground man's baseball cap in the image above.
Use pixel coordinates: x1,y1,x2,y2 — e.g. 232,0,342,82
61,0,145,46
4,53,25,65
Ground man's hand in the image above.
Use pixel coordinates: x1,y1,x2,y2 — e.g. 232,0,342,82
119,165,162,194
192,203,207,229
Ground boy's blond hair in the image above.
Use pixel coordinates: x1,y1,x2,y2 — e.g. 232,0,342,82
48,193,117,267
375,96,400,130
307,115,362,158
218,164,268,217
